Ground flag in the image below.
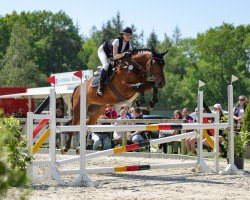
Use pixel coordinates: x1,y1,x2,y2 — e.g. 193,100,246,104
231,75,238,83
46,76,56,85
74,70,83,79
198,80,205,88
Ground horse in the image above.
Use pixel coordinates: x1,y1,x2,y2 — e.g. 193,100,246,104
62,47,168,154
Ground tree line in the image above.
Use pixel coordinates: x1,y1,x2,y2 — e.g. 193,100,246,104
0,10,249,110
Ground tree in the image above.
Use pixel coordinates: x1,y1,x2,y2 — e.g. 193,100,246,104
146,30,159,48
172,25,182,44
0,19,44,87
195,23,250,106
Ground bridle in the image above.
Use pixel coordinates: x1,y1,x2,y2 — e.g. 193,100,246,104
119,50,165,85
146,54,165,83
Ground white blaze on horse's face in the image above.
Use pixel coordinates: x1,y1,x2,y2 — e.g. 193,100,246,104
147,47,167,88
147,56,166,88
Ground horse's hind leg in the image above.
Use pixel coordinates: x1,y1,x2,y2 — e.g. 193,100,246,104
61,88,81,154
87,104,106,125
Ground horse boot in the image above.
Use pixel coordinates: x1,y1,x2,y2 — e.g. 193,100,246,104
96,69,107,97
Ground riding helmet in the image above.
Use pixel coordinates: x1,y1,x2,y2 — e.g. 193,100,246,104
121,27,133,35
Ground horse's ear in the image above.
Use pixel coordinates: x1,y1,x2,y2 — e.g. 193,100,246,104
151,46,155,53
151,46,158,57
161,49,169,57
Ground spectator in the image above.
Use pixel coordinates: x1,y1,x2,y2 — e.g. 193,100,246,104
91,106,117,150
104,104,118,119
233,95,248,132
159,110,183,154
190,107,198,121
212,103,224,121
185,107,197,155
17,108,26,118
129,106,135,118
182,108,193,123
113,109,130,142
12,111,18,118
118,104,132,119
129,107,146,144
203,103,225,155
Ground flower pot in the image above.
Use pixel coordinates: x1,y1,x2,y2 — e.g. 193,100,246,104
234,157,244,169
227,157,244,170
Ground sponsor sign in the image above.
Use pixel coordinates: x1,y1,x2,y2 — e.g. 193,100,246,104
51,70,93,85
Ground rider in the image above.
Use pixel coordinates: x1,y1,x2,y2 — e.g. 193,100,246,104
96,27,134,97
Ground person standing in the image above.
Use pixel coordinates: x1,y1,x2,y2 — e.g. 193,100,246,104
233,95,248,132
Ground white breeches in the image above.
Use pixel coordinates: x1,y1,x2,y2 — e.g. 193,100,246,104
98,45,109,71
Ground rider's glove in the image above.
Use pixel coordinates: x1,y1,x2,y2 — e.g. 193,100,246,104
124,51,132,57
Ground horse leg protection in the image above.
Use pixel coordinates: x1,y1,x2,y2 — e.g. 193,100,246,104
128,83,145,93
97,69,107,97
135,94,146,107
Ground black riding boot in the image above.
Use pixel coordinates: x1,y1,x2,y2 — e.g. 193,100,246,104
96,69,107,97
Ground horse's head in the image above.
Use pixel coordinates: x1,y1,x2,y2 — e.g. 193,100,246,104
145,47,168,88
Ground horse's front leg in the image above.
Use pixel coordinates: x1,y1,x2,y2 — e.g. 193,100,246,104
149,86,158,109
127,83,146,107
135,92,145,107
61,131,74,154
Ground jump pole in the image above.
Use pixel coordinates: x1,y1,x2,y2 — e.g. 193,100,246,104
222,84,239,174
56,131,197,165
59,162,198,175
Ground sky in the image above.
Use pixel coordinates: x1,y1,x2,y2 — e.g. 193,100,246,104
0,0,250,41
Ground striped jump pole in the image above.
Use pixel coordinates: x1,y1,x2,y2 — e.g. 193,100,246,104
85,123,228,133
59,161,197,175
56,131,197,165
56,122,228,166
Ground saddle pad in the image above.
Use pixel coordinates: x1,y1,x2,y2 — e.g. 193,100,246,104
91,69,115,87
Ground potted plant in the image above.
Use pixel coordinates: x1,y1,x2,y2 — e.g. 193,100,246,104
222,130,249,169
242,102,250,158
220,107,250,170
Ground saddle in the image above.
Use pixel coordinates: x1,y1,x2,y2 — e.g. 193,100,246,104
91,62,116,87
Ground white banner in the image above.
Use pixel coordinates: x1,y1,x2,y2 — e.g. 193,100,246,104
51,70,93,85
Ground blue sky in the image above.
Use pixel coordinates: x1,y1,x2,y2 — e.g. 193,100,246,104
0,0,249,41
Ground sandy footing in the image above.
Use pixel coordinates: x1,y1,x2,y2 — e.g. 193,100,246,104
6,152,250,200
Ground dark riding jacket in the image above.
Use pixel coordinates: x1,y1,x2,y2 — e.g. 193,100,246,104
103,37,131,58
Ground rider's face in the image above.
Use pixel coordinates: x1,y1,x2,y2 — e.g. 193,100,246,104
123,33,132,41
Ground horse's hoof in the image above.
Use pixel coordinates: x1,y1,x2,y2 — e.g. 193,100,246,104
135,100,141,107
140,99,145,105
61,148,66,155
76,147,80,155
61,147,68,155
149,101,155,109
152,98,158,104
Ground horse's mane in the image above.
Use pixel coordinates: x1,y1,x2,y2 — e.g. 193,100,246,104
132,48,151,54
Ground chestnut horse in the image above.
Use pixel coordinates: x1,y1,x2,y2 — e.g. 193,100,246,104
62,47,168,154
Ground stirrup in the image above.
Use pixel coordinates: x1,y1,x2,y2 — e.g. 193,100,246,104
96,88,104,97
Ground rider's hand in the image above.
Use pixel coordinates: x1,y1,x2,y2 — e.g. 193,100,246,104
124,51,132,57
